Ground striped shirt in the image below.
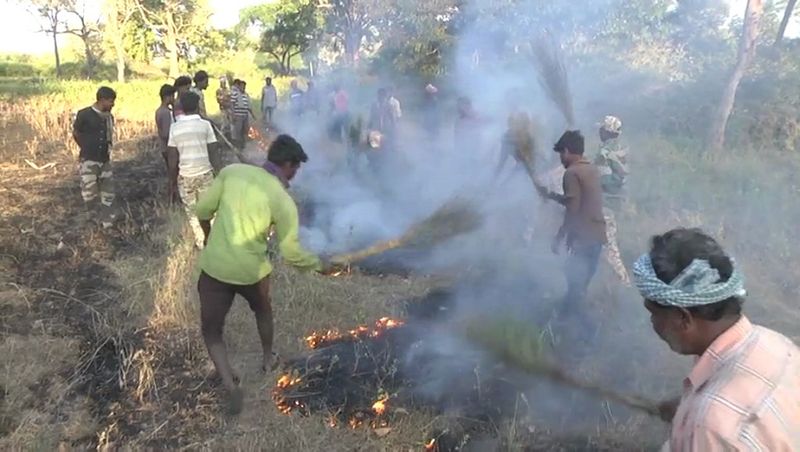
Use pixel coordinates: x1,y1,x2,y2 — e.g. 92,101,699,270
666,316,800,451
230,87,251,118
167,114,216,178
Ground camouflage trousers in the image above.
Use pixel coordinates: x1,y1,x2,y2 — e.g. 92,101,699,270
79,160,114,207
178,171,214,248
603,207,631,286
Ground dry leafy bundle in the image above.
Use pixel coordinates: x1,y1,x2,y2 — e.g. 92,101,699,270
532,34,575,127
466,317,660,416
508,112,537,177
331,198,482,265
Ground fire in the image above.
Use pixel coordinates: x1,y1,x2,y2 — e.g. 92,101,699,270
424,438,437,451
273,373,304,414
303,317,405,350
247,126,270,151
372,396,389,415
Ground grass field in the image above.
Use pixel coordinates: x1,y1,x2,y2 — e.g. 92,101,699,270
1,78,798,451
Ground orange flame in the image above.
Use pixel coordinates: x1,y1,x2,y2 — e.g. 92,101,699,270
303,317,405,350
248,126,270,151
273,373,304,414
372,396,389,415
424,438,437,451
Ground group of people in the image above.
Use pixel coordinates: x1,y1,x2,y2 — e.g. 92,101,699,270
70,78,798,449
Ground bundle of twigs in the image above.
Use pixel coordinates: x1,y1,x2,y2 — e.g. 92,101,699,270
531,33,575,127
508,112,537,178
466,317,660,416
330,198,482,265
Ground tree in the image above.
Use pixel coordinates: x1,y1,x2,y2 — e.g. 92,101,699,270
62,0,101,78
241,0,321,75
706,0,764,155
104,0,138,82
318,0,374,66
138,0,209,77
775,0,797,45
22,0,66,77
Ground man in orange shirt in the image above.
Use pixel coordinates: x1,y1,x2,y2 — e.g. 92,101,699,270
633,228,799,451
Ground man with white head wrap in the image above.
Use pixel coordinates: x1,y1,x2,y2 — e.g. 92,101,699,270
633,228,799,451
595,115,631,286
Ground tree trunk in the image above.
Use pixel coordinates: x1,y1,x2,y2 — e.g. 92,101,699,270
52,31,62,78
165,15,180,77
83,38,96,79
344,30,361,66
775,0,797,46
706,0,763,156
114,36,126,83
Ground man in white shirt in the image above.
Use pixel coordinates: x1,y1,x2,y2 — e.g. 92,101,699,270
261,76,278,127
167,91,219,248
388,86,402,121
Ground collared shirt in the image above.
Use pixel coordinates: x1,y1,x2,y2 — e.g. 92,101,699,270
167,114,216,178
262,84,278,108
196,163,321,285
558,159,606,248
262,161,289,188
668,316,800,451
230,87,251,118
73,106,114,162
155,104,173,151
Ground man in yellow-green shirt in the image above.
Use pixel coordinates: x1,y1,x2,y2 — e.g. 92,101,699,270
195,134,329,414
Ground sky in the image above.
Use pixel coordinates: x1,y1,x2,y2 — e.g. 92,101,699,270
0,0,795,55
0,0,264,54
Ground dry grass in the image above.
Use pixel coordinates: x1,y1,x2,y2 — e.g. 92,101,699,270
2,79,799,451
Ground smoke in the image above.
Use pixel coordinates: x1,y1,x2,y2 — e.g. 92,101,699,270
255,0,789,441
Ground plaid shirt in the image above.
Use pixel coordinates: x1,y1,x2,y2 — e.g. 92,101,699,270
666,316,800,451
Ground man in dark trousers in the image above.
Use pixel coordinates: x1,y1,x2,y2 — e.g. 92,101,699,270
73,86,117,228
194,134,334,415
536,130,607,322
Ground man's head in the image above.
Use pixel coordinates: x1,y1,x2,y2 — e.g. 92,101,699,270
174,76,192,93
179,91,200,115
634,228,745,356
266,134,309,181
266,76,272,86
194,70,209,90
553,130,584,168
377,88,387,101
599,115,622,142
239,80,247,92
159,84,176,105
219,76,228,89
95,86,116,112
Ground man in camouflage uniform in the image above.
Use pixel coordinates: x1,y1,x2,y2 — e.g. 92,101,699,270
215,76,232,135
594,115,631,286
73,86,117,228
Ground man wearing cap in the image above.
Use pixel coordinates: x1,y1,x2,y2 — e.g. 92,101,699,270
595,115,631,286
633,228,799,451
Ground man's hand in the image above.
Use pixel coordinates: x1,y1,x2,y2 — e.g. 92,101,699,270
533,179,550,199
657,397,680,423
